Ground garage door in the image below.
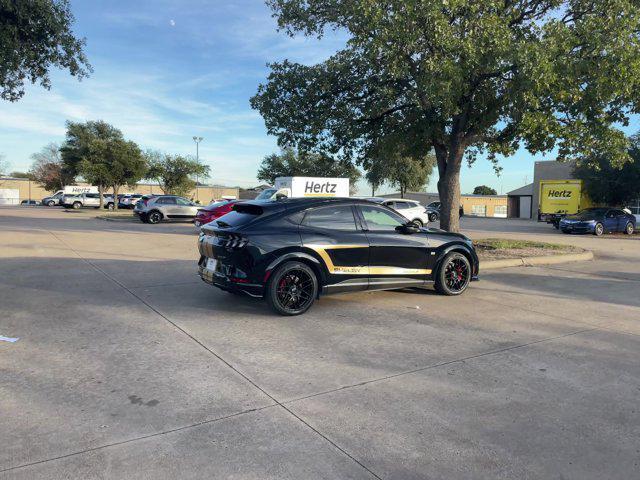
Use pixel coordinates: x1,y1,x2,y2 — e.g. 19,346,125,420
519,196,532,219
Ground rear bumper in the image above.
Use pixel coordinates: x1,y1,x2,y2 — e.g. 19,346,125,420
198,260,264,297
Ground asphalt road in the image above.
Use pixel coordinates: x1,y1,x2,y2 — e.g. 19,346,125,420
1,207,638,479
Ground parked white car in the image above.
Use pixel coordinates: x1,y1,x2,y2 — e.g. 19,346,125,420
379,198,430,226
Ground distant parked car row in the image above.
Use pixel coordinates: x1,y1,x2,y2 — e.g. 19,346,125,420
41,192,152,210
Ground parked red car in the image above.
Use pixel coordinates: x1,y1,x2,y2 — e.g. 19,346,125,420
194,200,238,227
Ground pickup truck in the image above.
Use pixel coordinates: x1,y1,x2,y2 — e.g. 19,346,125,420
61,193,115,209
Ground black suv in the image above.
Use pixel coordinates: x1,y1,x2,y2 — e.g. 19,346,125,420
198,198,479,315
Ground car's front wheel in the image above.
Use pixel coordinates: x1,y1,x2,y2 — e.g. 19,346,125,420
147,210,162,224
594,222,604,236
72,202,81,209
266,261,318,315
625,222,634,235
435,252,471,296
412,218,424,227
47,200,55,207
429,213,438,222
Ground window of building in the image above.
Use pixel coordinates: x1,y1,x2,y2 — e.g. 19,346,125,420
471,204,487,216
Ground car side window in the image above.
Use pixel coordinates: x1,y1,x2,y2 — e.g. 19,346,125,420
395,201,412,210
303,205,358,231
86,193,99,199
176,197,191,206
157,197,176,205
606,210,616,218
359,205,406,231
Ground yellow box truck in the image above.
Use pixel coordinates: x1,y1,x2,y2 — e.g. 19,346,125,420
538,179,592,225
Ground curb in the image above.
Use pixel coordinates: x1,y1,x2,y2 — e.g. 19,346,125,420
481,250,594,270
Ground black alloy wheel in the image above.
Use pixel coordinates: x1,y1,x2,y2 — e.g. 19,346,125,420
147,210,162,224
594,222,604,236
266,261,318,315
625,222,634,235
429,212,438,222
435,252,471,296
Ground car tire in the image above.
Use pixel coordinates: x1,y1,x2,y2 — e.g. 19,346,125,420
147,210,162,224
72,202,81,209
47,200,55,207
107,203,114,210
429,213,438,222
412,218,424,227
435,251,471,296
625,222,634,235
594,222,604,236
266,261,318,316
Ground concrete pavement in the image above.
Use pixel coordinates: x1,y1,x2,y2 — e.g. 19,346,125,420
1,207,638,479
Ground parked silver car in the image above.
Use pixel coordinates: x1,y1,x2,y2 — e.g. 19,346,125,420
61,193,115,209
134,195,199,224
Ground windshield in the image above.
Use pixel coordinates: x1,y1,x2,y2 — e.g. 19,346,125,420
573,208,608,218
255,188,277,200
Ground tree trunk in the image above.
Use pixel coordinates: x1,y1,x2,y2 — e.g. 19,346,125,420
113,185,119,210
435,144,464,232
98,185,104,208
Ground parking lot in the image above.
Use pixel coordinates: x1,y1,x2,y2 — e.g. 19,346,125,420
1,206,638,479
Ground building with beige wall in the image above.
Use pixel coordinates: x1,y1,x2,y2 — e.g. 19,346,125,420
0,177,239,204
380,191,508,217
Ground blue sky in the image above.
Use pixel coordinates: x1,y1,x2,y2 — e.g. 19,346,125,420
0,0,636,195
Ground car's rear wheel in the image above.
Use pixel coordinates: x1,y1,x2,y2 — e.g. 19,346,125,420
594,222,604,236
266,261,318,315
429,212,438,222
625,222,634,235
412,218,423,227
106,203,114,210
435,252,471,296
72,202,81,209
47,200,55,207
147,210,162,224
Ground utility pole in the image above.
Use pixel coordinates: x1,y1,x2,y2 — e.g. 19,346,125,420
192,136,203,202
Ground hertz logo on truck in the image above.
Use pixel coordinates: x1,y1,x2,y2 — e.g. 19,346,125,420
304,181,338,195
547,189,572,199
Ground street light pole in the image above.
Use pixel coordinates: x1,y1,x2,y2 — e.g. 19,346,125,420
192,136,203,202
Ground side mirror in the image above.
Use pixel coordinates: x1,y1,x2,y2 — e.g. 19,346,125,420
395,222,421,234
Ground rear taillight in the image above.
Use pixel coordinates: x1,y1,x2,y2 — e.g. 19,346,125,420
225,234,248,250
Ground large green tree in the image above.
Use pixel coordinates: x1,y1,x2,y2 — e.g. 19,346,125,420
30,142,74,191
473,185,498,196
573,134,640,207
258,147,361,190
252,0,640,231
79,138,146,210
1,0,91,102
60,120,124,180
365,140,435,197
145,151,210,198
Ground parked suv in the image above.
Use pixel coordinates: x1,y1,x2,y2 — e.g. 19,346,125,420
134,195,199,224
118,194,143,209
198,198,479,315
378,199,430,226
42,191,64,206
61,193,115,209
